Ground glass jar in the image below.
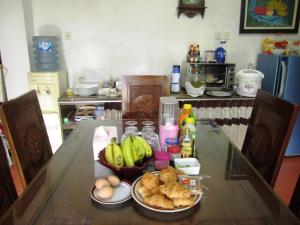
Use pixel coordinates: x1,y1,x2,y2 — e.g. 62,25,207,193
165,138,179,151
168,145,181,160
189,74,206,88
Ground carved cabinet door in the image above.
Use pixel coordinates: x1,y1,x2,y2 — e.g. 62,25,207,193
122,76,170,119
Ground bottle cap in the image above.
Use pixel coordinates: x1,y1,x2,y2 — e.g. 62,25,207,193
172,65,180,73
165,138,179,145
183,104,192,110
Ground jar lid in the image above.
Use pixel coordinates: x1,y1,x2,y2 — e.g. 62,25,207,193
168,145,180,153
165,138,179,145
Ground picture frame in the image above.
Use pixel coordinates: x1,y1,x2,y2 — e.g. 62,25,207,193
239,0,300,33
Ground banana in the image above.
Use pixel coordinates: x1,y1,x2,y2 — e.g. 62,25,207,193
134,136,153,158
132,136,145,161
130,136,140,163
105,143,114,165
112,142,124,169
121,136,135,167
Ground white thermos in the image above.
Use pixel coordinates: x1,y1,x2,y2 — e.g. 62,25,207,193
171,65,180,93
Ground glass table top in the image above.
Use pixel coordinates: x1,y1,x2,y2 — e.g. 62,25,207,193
1,119,299,225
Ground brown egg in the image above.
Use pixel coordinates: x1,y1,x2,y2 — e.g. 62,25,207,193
95,178,110,190
97,186,114,200
106,175,120,187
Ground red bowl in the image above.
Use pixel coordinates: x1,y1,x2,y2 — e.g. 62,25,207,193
98,149,152,179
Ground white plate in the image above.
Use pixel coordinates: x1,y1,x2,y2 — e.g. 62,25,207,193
131,172,203,213
90,181,132,205
206,91,232,97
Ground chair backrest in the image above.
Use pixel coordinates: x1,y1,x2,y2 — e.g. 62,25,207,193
241,90,299,187
0,90,52,189
121,75,170,119
289,174,300,219
0,136,17,217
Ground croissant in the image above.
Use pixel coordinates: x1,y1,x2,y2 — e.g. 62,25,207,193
141,172,160,190
173,197,194,207
159,182,191,199
159,167,178,184
144,193,174,209
137,184,159,198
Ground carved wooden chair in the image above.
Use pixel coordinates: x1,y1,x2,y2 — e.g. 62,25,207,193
121,75,170,119
0,90,52,190
241,90,299,187
0,136,17,217
289,174,300,219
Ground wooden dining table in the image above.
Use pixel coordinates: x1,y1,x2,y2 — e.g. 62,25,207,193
1,119,299,225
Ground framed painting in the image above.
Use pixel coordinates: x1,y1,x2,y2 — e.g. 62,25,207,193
239,0,300,33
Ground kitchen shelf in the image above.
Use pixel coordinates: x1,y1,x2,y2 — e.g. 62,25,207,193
58,92,254,139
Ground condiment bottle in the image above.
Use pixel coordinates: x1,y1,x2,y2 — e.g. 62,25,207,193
183,117,196,157
180,128,194,158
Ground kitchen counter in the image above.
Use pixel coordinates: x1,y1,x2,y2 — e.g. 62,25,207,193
58,90,254,104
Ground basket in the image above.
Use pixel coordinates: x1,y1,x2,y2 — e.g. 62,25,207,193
98,149,152,179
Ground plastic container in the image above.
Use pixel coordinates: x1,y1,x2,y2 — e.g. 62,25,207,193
171,65,181,93
32,36,59,71
154,151,170,170
174,158,200,175
159,97,180,151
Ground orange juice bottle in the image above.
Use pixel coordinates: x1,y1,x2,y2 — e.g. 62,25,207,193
179,104,192,128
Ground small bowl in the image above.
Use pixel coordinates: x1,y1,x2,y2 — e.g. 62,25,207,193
185,81,205,97
98,150,151,179
174,158,201,175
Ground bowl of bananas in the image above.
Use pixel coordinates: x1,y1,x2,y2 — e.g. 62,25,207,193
98,136,153,179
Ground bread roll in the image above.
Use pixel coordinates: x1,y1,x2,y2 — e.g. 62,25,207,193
96,186,114,200
95,178,110,190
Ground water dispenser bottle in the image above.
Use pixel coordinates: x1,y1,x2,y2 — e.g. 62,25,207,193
159,96,179,151
32,36,59,71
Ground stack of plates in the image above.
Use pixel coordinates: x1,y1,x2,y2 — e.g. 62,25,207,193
206,91,232,97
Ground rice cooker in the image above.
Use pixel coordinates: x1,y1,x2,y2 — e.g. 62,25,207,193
236,68,264,97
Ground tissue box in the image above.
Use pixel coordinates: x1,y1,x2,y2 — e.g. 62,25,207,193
93,126,118,160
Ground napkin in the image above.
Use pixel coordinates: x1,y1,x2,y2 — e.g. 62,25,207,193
93,126,118,160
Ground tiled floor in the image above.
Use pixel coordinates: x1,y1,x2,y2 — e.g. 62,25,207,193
274,156,300,206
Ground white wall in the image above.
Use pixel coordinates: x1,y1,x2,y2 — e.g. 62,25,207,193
0,0,31,99
1,0,300,95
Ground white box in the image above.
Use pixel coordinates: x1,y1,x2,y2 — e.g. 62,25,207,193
174,158,201,175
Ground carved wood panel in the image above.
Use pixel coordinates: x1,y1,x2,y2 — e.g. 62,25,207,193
0,90,52,188
241,90,300,187
122,76,170,119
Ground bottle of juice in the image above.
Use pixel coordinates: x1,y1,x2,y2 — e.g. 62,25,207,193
179,104,192,128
